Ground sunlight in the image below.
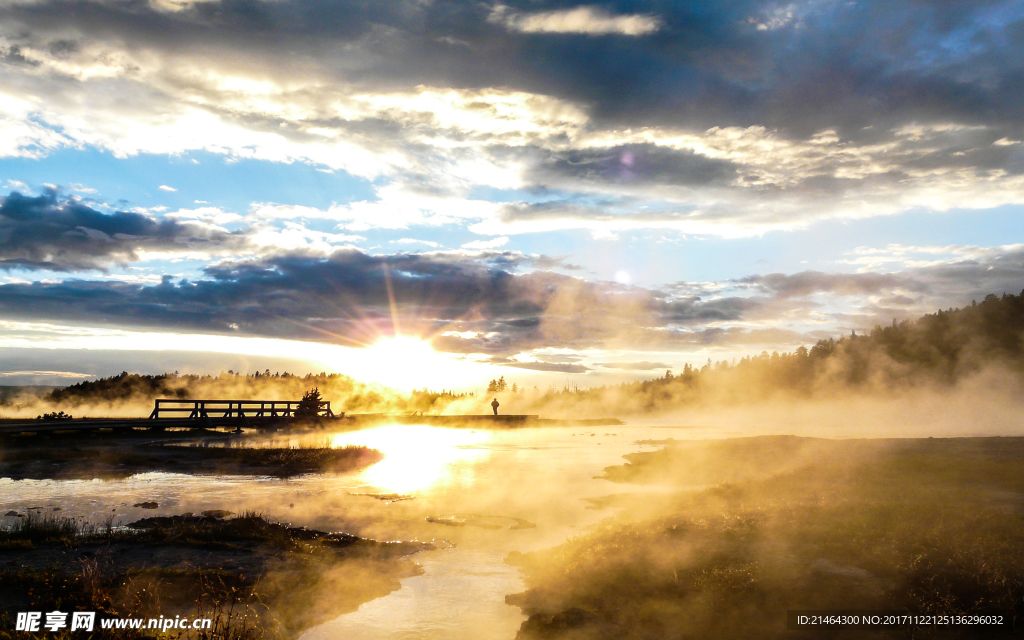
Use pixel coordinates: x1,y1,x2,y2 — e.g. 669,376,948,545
331,425,491,494
0,322,496,392
345,335,470,391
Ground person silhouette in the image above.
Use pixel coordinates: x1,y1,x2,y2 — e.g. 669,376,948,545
491,398,500,416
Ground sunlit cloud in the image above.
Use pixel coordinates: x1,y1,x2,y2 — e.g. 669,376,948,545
489,5,662,36
0,369,92,378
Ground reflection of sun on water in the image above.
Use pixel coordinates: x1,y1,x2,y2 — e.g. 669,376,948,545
332,425,491,494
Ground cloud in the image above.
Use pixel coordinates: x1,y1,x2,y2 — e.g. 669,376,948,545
501,361,590,373
0,190,371,270
147,0,219,13
0,241,1021,356
736,271,920,299
596,360,671,371
392,238,440,248
489,5,662,36
839,243,1024,271
461,237,508,250
0,369,92,378
0,190,254,270
158,185,177,192
1,0,1022,237
0,246,765,353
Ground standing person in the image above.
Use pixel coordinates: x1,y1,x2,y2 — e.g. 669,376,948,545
491,398,500,415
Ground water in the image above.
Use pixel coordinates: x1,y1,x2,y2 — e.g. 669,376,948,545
0,424,698,639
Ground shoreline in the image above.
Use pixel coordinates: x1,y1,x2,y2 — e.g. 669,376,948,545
0,429,382,481
0,511,431,638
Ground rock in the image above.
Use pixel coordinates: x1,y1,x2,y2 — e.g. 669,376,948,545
518,608,602,639
425,516,466,527
4,510,24,517
201,509,234,518
133,501,159,509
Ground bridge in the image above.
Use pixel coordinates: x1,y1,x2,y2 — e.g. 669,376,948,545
0,399,571,437
149,398,334,423
0,398,337,436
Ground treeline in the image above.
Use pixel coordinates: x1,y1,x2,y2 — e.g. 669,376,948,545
32,370,470,415
544,290,1024,412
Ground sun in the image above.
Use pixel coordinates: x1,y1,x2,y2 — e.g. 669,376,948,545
365,335,436,363
347,335,467,390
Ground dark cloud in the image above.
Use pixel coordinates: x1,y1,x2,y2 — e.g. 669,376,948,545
1,245,1022,354
659,295,762,322
530,144,738,188
4,0,1023,140
902,249,1024,302
0,190,250,270
736,271,921,298
1,0,1023,233
0,246,769,352
0,249,558,346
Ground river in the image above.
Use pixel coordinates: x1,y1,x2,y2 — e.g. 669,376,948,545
0,423,717,639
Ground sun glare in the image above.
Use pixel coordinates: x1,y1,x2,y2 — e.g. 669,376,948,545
332,425,491,493
347,335,467,391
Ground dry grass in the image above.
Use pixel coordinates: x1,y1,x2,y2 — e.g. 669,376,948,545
510,437,1024,639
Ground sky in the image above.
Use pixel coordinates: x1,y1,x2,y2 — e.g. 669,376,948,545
0,0,1023,390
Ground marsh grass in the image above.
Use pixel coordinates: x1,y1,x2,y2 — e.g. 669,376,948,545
0,432,382,479
511,437,1024,639
186,443,379,471
0,565,271,640
125,511,319,552
0,512,396,639
0,512,119,545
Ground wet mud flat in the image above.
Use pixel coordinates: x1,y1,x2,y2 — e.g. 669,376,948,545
0,512,431,638
508,435,1024,640
0,429,382,480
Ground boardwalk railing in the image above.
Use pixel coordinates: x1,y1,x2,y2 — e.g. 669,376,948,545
149,399,334,420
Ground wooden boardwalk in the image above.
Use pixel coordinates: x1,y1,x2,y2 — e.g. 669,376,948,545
0,397,545,435
0,398,337,436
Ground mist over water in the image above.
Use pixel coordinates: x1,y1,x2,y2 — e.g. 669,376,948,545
4,393,1024,639
0,425,670,637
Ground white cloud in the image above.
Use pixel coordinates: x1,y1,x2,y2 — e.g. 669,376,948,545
746,3,803,31
158,185,177,192
392,238,441,247
244,222,365,255
147,0,219,12
166,206,244,226
0,93,75,158
255,183,505,231
0,370,92,378
490,5,662,36
461,236,509,250
839,243,1024,271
